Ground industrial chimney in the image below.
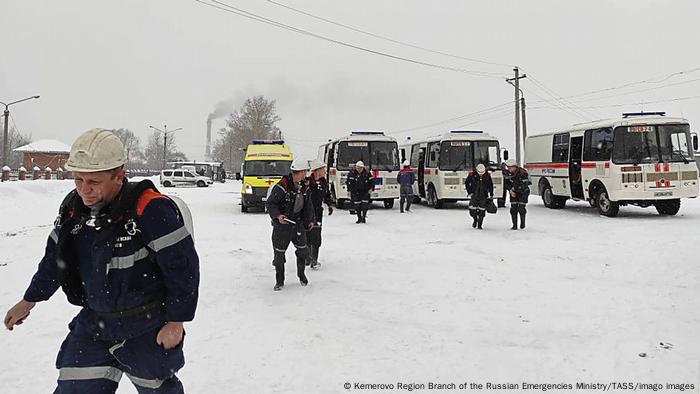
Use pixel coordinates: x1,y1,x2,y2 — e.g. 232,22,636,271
206,118,212,159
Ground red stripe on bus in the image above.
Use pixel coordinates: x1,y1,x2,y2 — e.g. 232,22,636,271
524,163,569,169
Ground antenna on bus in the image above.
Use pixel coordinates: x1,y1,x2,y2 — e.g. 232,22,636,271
622,112,666,118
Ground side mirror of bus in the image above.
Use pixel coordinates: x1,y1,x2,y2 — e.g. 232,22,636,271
235,172,242,180
692,133,698,151
503,149,509,161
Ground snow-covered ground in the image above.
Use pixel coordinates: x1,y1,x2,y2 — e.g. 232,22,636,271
1,178,698,393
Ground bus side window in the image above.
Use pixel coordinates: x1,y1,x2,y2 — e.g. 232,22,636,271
427,142,440,167
583,128,613,161
552,133,570,163
410,145,421,167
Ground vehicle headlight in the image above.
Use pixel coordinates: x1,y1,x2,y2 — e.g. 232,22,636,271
244,183,253,193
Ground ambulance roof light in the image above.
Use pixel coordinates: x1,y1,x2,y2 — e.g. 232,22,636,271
251,140,285,145
622,112,666,118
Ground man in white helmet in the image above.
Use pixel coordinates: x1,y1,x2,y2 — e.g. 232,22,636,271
345,160,375,223
396,159,415,213
266,158,315,290
465,163,494,229
503,158,532,230
4,129,200,393
305,160,333,269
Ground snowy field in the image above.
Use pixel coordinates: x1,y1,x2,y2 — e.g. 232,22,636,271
0,178,698,393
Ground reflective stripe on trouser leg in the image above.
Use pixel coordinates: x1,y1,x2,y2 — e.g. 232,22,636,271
58,366,123,383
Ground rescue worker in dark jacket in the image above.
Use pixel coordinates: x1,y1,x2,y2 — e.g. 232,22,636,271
503,158,532,230
346,160,375,224
306,160,333,269
266,159,315,291
3,129,200,394
396,160,415,213
465,163,494,229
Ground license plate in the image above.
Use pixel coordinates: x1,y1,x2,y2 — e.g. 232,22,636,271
654,191,673,197
262,197,267,201
371,193,379,198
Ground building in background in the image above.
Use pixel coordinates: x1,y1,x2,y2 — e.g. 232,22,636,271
13,139,71,171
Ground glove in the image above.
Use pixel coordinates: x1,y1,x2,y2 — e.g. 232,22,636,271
327,205,334,216
277,214,286,224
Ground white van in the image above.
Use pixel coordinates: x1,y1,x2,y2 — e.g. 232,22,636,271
160,169,213,188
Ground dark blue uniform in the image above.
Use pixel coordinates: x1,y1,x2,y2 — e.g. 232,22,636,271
23,180,199,393
346,169,375,223
266,175,315,287
306,174,332,267
465,172,494,228
503,167,532,229
396,167,415,212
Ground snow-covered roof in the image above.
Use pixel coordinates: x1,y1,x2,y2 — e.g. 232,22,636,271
13,139,71,154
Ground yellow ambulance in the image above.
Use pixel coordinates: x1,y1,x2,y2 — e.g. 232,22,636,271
238,140,293,212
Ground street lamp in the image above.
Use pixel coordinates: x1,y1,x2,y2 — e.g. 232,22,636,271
149,124,182,169
1,95,40,167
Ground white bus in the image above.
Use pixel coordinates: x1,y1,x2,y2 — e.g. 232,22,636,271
524,112,699,217
318,131,401,209
399,130,504,208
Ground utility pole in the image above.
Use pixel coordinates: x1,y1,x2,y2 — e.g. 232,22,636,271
1,96,40,167
506,67,526,165
149,124,182,170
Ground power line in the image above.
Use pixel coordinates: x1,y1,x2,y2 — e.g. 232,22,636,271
522,72,597,120
195,0,509,79
529,94,700,110
266,0,513,69
389,101,514,134
556,76,700,104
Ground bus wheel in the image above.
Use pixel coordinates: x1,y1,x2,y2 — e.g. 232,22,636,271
241,205,249,213
412,195,422,204
542,184,560,209
596,189,619,217
655,199,680,216
197,180,206,187
427,187,443,209
162,181,172,187
383,199,394,209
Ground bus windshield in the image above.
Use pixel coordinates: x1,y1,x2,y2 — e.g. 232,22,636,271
244,160,291,177
337,141,399,171
439,141,472,171
474,141,501,167
613,124,693,164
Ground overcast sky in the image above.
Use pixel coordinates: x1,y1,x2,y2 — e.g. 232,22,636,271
2,0,699,161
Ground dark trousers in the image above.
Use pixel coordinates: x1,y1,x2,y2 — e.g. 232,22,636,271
352,194,370,220
54,319,184,394
509,192,529,227
400,186,413,211
468,197,486,226
307,224,322,264
272,222,308,284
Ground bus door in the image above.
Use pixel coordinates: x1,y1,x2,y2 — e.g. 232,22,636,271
569,136,584,199
418,147,426,197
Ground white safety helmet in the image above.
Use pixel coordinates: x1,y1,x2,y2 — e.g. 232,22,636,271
355,161,365,168
64,128,127,172
505,158,517,167
476,163,486,175
310,160,326,171
402,160,410,167
290,158,309,172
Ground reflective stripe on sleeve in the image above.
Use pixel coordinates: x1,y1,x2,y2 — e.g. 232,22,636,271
58,366,123,383
148,226,190,252
49,230,59,243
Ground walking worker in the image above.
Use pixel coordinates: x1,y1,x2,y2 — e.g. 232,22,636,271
396,160,415,213
3,128,200,394
503,158,532,230
465,163,493,229
306,160,333,269
346,161,375,224
266,158,315,291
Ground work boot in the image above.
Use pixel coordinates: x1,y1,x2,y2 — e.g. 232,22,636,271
472,217,478,228
477,215,484,230
519,212,526,229
510,211,518,230
273,283,284,291
400,201,405,213
356,217,362,224
299,272,308,286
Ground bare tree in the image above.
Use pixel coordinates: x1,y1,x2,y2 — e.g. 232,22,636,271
112,128,144,170
212,95,282,172
0,126,32,168
144,131,187,170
